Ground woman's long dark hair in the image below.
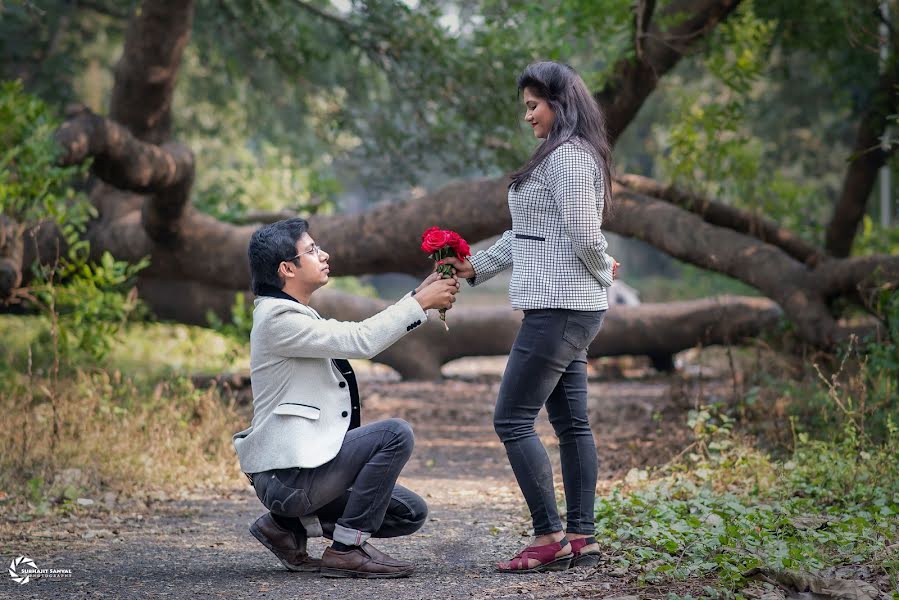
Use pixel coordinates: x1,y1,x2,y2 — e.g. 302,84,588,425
509,61,614,219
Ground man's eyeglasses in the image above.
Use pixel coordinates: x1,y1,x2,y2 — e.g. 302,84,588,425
286,244,324,263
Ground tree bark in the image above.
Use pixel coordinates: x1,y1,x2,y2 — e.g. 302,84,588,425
610,186,840,345
108,0,194,145
0,216,25,303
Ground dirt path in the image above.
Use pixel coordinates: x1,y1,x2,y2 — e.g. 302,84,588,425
2,362,722,599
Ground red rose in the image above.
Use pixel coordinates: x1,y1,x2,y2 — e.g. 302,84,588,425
448,233,471,260
421,227,450,253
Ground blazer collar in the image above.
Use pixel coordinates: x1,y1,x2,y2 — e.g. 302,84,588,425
257,284,299,303
256,284,320,318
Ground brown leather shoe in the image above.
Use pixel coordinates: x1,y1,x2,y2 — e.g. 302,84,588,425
320,543,414,579
249,513,321,572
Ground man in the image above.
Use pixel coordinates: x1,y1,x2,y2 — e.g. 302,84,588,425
234,218,458,578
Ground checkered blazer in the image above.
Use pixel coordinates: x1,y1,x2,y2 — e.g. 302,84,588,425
468,138,614,311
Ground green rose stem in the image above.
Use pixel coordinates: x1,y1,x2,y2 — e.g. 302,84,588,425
432,246,454,332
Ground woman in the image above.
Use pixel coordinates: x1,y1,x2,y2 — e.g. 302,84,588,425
441,61,618,573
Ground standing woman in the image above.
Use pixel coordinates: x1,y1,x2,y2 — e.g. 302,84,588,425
441,61,618,572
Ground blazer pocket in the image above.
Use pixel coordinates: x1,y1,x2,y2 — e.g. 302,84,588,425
274,403,321,420
515,233,545,241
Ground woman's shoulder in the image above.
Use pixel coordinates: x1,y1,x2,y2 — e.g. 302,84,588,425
544,137,597,170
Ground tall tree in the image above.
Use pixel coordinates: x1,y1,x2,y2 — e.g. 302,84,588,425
3,0,897,378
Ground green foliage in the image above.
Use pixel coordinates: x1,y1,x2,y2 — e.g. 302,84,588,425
206,293,253,362
29,252,149,363
1,81,147,364
0,1,125,107
595,440,898,591
633,0,888,247
656,2,777,208
0,79,93,235
327,275,381,299
190,141,341,222
773,327,898,448
595,319,899,595
855,215,899,256
595,408,898,594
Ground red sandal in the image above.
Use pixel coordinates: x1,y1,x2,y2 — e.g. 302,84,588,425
569,536,600,568
496,537,573,573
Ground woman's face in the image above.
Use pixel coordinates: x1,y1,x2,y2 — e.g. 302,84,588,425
523,87,555,140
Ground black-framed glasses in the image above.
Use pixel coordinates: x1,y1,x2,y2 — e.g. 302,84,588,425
286,244,324,263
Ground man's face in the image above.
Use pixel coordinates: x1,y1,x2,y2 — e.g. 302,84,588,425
284,233,330,289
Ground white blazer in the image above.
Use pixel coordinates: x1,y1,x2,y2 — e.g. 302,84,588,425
232,293,427,473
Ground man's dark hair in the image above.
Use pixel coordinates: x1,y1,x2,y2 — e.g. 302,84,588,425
247,218,309,295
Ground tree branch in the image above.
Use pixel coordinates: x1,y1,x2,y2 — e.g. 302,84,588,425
825,32,899,257
814,255,899,297
78,0,132,20
286,0,355,33
635,0,657,61
615,173,825,265
36,142,898,349
109,0,195,144
610,185,837,345
55,108,195,241
597,0,742,143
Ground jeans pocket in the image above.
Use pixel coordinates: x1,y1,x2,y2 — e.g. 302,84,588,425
561,311,606,351
254,471,312,516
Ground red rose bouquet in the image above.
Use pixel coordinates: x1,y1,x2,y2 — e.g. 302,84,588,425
420,226,471,331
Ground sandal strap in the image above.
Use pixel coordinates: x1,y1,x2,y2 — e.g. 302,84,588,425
506,538,570,566
570,536,598,554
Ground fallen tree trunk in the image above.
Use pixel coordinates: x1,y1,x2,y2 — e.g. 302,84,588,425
138,277,782,379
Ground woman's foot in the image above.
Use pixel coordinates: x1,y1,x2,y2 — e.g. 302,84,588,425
568,534,600,568
496,535,572,573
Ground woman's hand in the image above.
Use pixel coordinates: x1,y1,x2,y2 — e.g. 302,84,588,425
437,257,475,279
612,259,621,281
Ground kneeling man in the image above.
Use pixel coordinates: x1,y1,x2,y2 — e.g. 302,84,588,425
234,218,458,578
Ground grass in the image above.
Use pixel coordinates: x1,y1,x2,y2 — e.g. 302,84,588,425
0,316,250,514
590,337,899,599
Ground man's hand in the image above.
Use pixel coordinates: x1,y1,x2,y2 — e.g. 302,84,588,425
414,275,460,311
612,259,621,281
414,271,442,295
437,257,475,279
